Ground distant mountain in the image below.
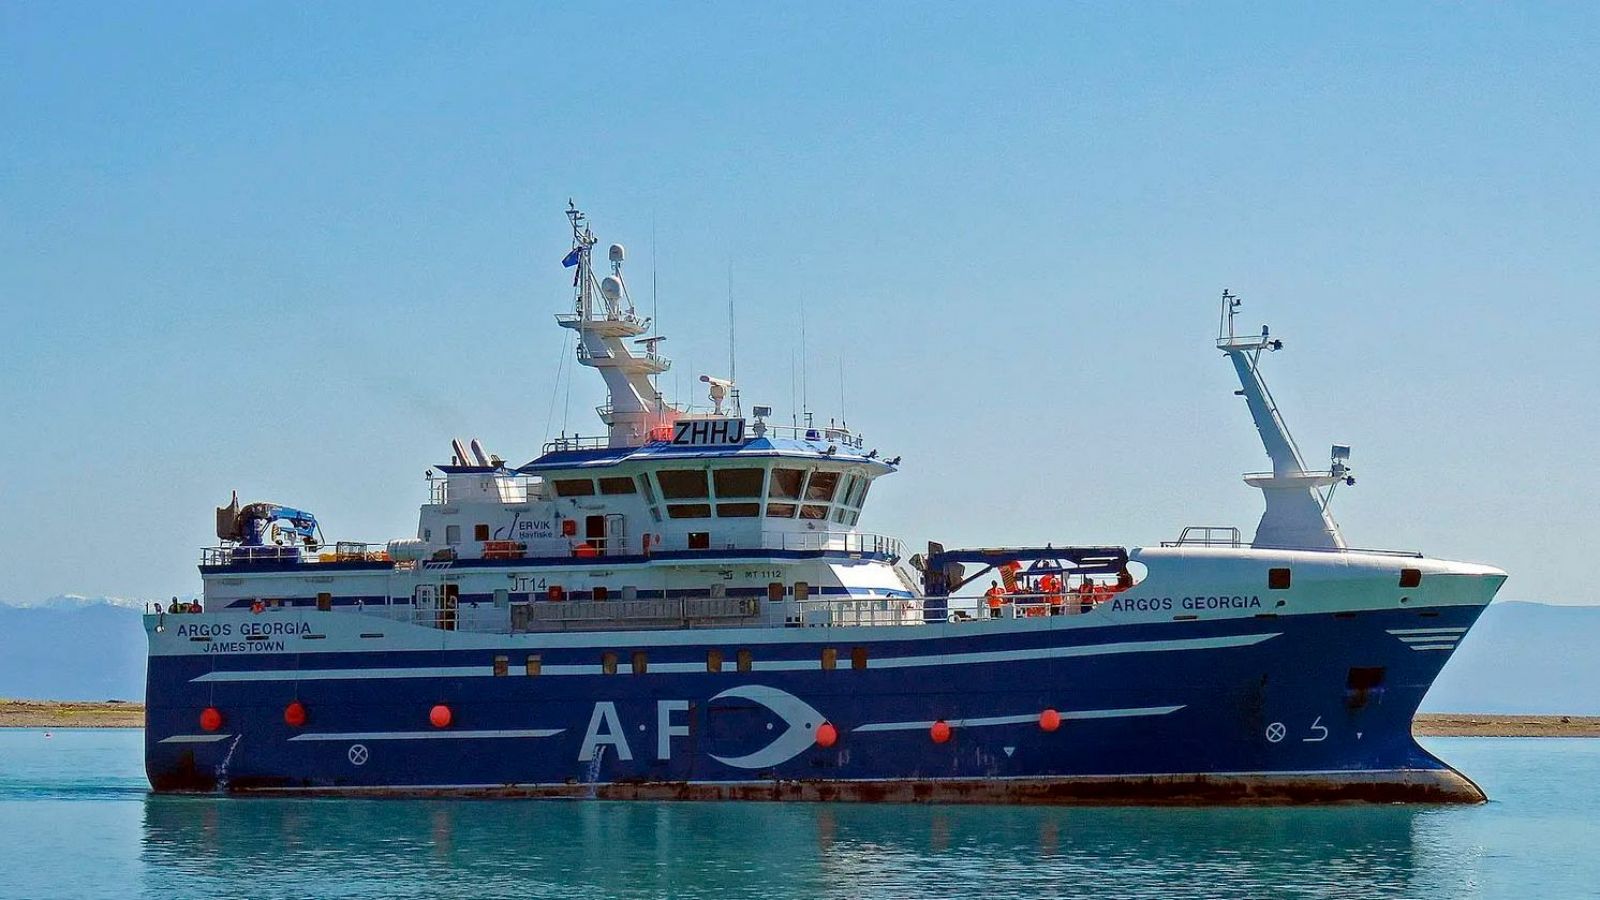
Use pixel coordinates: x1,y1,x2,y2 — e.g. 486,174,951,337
1421,601,1600,715
0,598,1594,710
0,602,146,701
5,593,154,611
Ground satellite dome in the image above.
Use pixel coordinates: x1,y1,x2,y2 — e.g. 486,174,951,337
600,275,624,302
609,243,626,263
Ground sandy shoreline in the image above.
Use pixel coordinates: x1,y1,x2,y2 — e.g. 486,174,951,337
3,700,1599,736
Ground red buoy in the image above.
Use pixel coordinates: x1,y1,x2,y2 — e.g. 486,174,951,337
429,704,452,729
815,722,838,748
284,701,307,728
199,707,223,732
1039,708,1062,732
930,719,952,744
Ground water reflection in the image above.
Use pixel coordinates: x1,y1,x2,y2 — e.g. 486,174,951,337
140,795,1481,899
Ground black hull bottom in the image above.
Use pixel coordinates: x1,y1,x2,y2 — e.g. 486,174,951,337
155,767,1485,805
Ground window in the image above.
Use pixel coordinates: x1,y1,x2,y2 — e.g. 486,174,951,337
445,524,461,545
688,532,711,550
493,588,508,608
840,475,859,507
805,471,841,502
769,468,805,499
601,652,618,675
592,586,608,602
794,582,810,601
632,651,648,675
474,524,490,541
767,582,785,602
1399,568,1422,588
848,511,860,526
716,503,760,518
765,502,798,519
832,508,849,524
599,477,636,495
553,479,595,497
800,504,829,520
493,655,508,677
316,592,332,612
851,646,868,670
737,649,753,673
525,654,542,676
668,504,712,519
820,648,837,671
1268,568,1292,590
844,477,870,506
707,649,723,673
713,468,765,498
657,470,709,500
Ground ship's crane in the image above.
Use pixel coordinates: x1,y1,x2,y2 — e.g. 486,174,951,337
215,492,322,548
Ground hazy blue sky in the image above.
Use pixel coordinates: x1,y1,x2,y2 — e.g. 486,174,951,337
2,2,1596,604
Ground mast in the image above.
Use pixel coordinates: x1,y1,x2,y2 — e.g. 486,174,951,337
1218,290,1353,550
558,202,677,447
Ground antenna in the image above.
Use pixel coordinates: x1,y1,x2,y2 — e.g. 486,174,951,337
727,260,740,417
651,212,659,397
839,353,846,427
799,301,809,419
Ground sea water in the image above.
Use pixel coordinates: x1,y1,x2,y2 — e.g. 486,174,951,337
1,731,1597,899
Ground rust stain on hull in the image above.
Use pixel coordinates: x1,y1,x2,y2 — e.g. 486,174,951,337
179,769,1486,805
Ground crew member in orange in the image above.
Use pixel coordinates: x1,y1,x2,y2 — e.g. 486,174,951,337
1044,573,1065,615
985,580,1005,619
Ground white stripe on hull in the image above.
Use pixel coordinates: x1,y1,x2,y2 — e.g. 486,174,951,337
188,632,1281,684
288,729,563,742
852,705,1184,733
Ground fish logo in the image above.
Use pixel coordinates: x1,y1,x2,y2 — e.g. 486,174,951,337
707,685,826,770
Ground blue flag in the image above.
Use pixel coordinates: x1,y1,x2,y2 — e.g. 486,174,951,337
561,247,582,268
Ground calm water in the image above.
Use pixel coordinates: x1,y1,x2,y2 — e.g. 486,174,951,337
1,731,1597,899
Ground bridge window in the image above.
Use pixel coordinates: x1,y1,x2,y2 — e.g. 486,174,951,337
799,504,829,520
716,503,760,518
1268,568,1292,590
769,468,805,499
713,468,764,498
657,470,709,500
668,504,712,519
553,479,596,497
599,477,637,495
832,508,849,524
765,502,797,518
849,478,870,507
804,471,840,502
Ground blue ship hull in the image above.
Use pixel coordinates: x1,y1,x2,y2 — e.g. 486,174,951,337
144,604,1486,803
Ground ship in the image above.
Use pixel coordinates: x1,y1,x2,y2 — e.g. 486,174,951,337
143,204,1506,803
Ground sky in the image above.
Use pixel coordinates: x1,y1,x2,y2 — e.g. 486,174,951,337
2,2,1597,605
